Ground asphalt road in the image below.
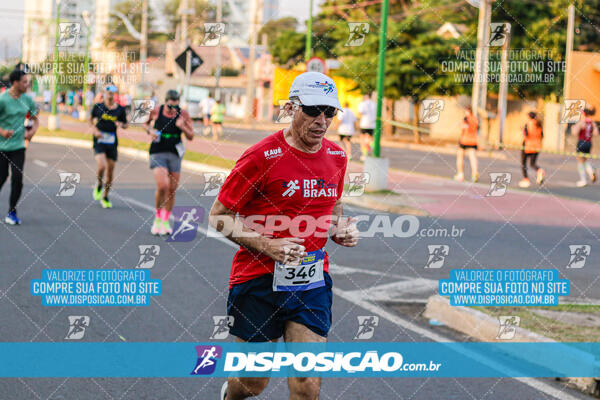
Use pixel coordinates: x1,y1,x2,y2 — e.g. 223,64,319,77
197,124,600,203
0,141,596,399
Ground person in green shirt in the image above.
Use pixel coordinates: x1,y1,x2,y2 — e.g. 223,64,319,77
210,98,225,141
0,69,39,225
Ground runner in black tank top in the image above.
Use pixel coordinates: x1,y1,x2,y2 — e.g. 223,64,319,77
144,90,194,235
150,105,182,155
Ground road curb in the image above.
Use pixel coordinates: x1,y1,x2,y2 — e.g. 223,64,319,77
33,135,229,174
424,295,599,396
342,195,429,216
35,135,429,215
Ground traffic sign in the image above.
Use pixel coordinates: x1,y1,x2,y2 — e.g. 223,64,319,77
306,57,327,74
175,46,203,74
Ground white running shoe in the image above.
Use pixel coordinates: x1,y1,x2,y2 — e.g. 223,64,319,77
151,218,162,235
576,180,587,187
453,173,464,182
518,178,531,188
220,381,228,400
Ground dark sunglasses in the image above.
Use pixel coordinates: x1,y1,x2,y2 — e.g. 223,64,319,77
300,104,337,118
167,104,180,110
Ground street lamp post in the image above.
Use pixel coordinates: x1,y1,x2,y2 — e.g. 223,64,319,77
48,0,62,131
364,0,390,191
305,0,313,61
80,10,91,121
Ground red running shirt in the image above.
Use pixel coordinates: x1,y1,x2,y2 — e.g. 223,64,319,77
579,117,594,142
218,130,347,288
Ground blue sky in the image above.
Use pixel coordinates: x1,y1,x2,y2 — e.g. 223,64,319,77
0,0,324,61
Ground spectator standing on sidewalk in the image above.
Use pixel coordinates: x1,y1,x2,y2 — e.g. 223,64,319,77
200,94,216,136
518,111,545,187
454,105,479,182
335,102,356,160
211,98,226,141
357,93,376,160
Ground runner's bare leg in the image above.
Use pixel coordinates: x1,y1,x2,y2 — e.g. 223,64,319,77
166,171,180,212
226,336,274,399
285,321,326,400
95,153,106,189
104,159,115,198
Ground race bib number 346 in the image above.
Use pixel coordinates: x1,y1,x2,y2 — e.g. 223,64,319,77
273,248,325,292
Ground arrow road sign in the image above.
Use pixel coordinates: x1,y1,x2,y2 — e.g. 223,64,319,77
175,46,203,74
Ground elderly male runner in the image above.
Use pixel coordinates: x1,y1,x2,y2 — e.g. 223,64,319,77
210,71,359,400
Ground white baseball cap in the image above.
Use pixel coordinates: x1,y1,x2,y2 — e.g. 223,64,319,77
288,71,342,110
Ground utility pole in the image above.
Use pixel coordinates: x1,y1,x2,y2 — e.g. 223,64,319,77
560,3,575,153
80,10,91,121
471,0,492,142
49,0,62,131
245,0,260,123
364,0,390,191
563,4,575,101
180,0,189,100
140,0,148,84
497,27,511,147
373,0,389,158
215,0,223,101
305,0,313,60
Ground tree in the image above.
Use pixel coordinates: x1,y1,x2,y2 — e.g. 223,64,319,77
162,0,217,39
258,17,298,46
107,0,156,54
271,30,306,66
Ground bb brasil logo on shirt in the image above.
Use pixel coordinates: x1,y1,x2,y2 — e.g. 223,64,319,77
308,81,334,95
282,178,338,198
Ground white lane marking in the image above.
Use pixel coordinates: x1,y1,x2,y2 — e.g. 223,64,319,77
115,193,578,400
333,287,582,400
328,263,412,280
33,159,49,168
342,278,439,302
115,194,236,250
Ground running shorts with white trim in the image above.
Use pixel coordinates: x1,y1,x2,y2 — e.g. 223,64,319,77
227,272,333,342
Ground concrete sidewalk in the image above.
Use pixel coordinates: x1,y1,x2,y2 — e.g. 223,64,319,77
37,114,600,228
